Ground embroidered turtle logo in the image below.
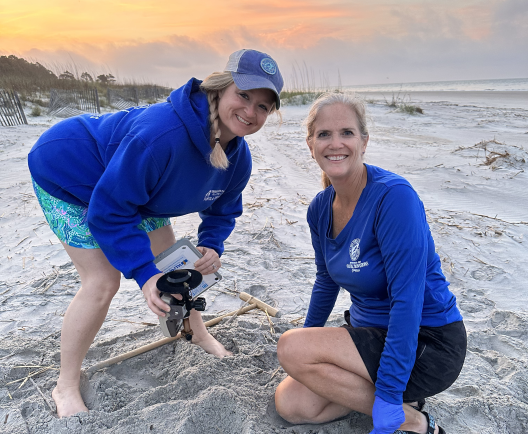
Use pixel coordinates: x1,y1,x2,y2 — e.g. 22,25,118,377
260,58,277,75
349,238,360,262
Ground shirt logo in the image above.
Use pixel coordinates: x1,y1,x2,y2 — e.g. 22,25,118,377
260,58,277,75
346,238,369,273
204,190,224,201
349,238,360,261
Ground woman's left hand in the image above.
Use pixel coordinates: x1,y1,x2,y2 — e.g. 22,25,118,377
369,396,405,434
195,246,221,275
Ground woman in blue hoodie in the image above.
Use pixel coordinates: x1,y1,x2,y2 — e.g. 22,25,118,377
28,49,283,418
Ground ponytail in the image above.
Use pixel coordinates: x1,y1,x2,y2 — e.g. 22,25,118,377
206,91,229,170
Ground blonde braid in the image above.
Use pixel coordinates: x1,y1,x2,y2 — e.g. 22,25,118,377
207,91,229,170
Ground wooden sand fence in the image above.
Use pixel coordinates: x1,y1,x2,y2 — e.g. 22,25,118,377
48,88,100,118
137,85,170,101
107,87,139,110
0,89,28,126
108,86,171,110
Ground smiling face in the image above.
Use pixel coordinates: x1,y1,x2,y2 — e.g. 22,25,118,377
307,103,368,184
216,83,275,141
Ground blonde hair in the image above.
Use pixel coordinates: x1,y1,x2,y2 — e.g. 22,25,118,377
200,72,234,170
304,92,369,189
200,71,281,170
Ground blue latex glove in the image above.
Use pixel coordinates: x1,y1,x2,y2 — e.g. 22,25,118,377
369,396,405,434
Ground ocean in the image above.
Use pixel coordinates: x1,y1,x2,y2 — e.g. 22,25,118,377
344,77,528,93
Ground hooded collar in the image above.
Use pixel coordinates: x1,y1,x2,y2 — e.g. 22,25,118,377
168,78,244,162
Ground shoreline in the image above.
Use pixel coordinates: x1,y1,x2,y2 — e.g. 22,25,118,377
355,90,528,109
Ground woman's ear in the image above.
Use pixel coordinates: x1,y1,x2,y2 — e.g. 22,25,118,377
362,135,369,153
306,138,315,159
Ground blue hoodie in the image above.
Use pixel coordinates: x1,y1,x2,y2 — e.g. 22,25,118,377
28,78,252,289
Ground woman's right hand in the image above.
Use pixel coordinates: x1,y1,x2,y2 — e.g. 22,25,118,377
142,273,170,317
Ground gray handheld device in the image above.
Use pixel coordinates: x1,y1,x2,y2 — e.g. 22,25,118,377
154,238,222,298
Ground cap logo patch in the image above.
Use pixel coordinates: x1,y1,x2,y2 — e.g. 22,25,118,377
260,58,277,75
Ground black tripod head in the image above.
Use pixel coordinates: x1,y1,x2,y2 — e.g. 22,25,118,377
156,270,207,338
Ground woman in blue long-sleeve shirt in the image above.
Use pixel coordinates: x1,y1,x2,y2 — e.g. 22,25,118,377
28,49,283,418
274,93,466,434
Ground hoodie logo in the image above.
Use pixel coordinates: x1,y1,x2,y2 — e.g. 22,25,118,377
346,238,369,273
204,190,224,201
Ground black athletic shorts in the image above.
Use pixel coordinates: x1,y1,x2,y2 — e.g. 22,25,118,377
343,311,467,402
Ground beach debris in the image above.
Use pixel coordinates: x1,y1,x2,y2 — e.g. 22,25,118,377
5,365,58,392
270,366,283,380
30,262,77,294
14,236,29,247
264,308,275,334
297,193,310,205
29,377,54,412
289,316,305,326
250,217,270,241
453,139,527,171
225,301,258,325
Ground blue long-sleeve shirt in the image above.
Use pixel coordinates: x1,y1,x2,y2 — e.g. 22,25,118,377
304,164,462,405
28,78,252,288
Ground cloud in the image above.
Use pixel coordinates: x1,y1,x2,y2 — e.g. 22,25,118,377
1,0,526,88
4,37,224,87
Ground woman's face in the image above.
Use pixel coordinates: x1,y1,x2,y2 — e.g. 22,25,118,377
217,83,275,139
307,103,368,184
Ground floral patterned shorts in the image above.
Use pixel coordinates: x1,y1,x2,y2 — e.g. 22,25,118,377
32,179,170,249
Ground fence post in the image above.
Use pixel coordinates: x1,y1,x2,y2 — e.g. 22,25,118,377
94,88,101,113
13,91,27,125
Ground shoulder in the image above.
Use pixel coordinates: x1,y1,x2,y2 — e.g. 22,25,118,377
308,186,333,225
131,102,185,141
365,167,426,229
121,104,190,165
367,164,412,190
366,164,419,201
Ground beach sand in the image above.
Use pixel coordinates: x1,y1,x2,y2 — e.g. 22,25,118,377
0,91,527,433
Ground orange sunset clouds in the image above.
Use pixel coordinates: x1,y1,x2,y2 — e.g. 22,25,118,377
1,0,526,87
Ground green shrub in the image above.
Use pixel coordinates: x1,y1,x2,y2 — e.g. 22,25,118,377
399,103,424,115
31,106,42,116
385,92,424,115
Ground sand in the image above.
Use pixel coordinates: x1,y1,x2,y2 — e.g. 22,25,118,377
0,92,527,433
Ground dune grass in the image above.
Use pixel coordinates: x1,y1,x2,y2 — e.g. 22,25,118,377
0,55,170,106
385,91,424,114
280,61,343,106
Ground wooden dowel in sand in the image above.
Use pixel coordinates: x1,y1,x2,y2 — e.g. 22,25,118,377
86,303,258,374
239,292,280,318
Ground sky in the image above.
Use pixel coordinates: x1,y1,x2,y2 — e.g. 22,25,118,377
1,0,527,89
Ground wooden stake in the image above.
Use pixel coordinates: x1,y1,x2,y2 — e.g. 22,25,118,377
86,303,258,375
239,292,280,318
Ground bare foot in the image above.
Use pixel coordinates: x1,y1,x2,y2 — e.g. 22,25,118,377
193,333,232,358
52,384,88,418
